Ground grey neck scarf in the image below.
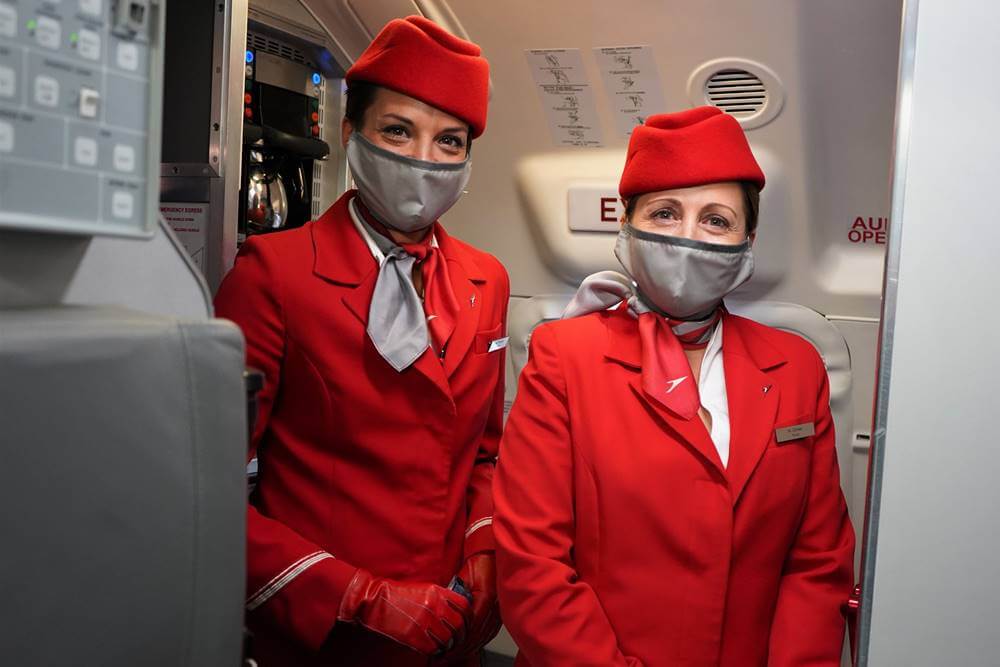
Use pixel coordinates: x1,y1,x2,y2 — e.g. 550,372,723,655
349,198,431,372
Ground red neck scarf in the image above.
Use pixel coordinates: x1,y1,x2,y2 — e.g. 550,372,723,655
357,200,459,355
638,307,723,420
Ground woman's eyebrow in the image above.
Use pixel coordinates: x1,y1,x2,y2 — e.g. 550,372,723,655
380,113,415,126
439,125,468,135
704,202,738,217
643,197,681,209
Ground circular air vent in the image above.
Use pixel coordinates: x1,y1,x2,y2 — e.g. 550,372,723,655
706,69,766,116
687,59,785,130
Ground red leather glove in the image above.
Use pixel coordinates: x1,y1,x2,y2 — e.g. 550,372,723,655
338,568,471,655
444,553,502,660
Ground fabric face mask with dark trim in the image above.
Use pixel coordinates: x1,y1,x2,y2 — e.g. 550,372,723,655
614,222,755,320
346,132,472,234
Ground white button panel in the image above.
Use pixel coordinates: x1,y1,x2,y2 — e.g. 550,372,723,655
34,76,60,107
79,87,100,118
0,64,15,99
0,4,16,38
116,42,139,71
113,144,135,172
73,136,98,166
80,0,103,16
78,29,101,61
0,0,151,236
0,119,13,153
111,191,134,219
35,16,62,50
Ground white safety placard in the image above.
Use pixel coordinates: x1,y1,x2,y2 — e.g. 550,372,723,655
525,48,603,147
160,202,208,271
593,45,667,137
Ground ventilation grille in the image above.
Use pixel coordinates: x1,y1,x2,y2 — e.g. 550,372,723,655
247,31,315,68
705,69,767,118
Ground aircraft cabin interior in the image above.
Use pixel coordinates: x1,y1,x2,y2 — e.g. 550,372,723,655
1,0,998,665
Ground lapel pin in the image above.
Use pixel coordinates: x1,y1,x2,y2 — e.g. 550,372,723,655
470,294,476,308
763,384,772,395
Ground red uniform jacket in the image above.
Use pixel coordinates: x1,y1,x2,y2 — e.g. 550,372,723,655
215,191,509,666
494,307,854,667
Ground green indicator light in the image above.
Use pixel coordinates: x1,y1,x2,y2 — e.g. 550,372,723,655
27,19,37,31
70,33,79,43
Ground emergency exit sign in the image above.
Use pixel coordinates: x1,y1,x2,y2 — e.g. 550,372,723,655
567,183,622,232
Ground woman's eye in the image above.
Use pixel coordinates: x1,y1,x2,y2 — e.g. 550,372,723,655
438,134,466,149
651,208,677,220
380,125,409,139
705,215,731,229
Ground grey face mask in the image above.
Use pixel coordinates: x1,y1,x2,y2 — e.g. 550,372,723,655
346,132,472,234
614,223,754,320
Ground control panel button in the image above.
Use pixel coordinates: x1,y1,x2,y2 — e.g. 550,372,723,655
73,136,98,166
116,42,139,71
0,119,13,153
0,64,15,99
80,0,103,16
0,4,17,38
111,0,149,37
79,87,100,118
244,107,252,119
36,16,62,50
245,64,253,77
34,76,60,107
111,191,134,219
78,28,101,60
113,144,135,172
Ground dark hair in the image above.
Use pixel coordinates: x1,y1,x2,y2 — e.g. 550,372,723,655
624,181,761,236
344,80,380,131
343,81,473,154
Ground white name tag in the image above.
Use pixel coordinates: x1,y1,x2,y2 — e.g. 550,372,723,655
775,422,816,443
488,337,509,353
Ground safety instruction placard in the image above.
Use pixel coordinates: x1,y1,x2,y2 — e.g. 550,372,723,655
525,49,603,147
160,202,208,272
593,45,667,137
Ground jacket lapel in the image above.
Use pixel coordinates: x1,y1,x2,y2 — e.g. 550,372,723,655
312,191,452,399
721,313,786,505
436,226,487,378
605,310,727,477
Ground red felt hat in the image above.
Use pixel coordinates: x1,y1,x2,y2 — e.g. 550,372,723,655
346,16,490,138
619,106,765,198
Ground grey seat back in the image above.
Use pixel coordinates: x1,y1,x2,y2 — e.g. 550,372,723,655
0,306,247,667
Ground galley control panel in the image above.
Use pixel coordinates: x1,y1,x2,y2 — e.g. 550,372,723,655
0,0,156,236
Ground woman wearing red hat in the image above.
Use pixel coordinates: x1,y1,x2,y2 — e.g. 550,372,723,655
494,107,855,666
215,16,505,666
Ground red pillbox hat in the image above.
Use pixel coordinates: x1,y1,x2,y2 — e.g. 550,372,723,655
619,106,765,198
346,16,490,138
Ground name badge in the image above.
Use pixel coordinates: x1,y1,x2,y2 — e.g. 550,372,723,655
487,337,509,353
775,422,815,443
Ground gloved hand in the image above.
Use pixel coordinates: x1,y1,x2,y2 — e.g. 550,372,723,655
443,553,502,660
338,568,471,655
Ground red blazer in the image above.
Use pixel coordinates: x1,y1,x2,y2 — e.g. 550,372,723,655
494,307,854,667
215,191,509,666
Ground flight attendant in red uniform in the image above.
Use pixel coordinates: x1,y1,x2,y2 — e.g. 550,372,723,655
494,107,855,666
215,16,506,666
